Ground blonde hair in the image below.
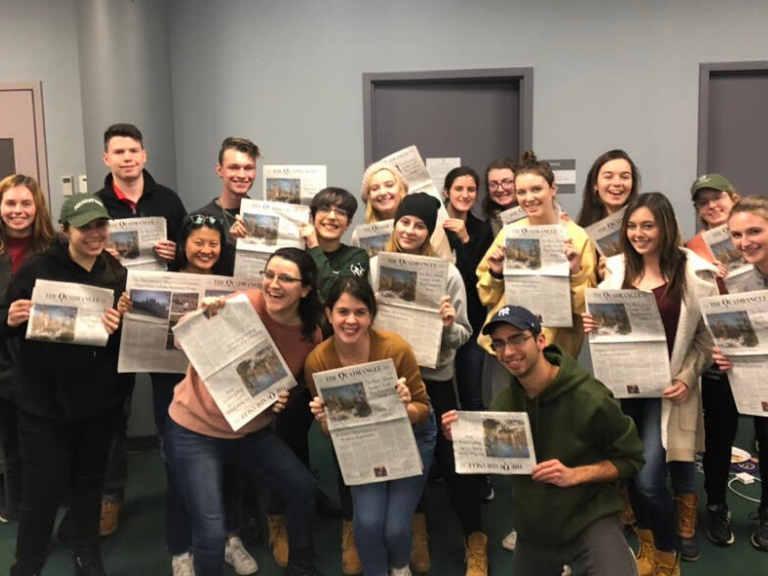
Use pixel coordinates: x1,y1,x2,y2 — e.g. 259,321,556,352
729,195,768,224
0,174,56,256
383,225,437,257
360,162,408,223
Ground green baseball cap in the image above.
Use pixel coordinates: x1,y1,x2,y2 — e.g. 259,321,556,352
690,174,734,198
59,193,110,227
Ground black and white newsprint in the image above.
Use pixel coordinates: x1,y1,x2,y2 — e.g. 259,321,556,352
584,207,626,259
172,294,296,431
106,217,168,271
263,165,327,206
499,206,527,226
586,288,671,398
701,224,753,292
351,220,394,258
313,359,422,486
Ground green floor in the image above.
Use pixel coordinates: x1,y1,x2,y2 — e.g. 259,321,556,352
1,422,766,575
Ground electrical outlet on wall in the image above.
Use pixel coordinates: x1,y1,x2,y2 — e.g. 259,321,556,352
61,175,74,197
77,174,88,194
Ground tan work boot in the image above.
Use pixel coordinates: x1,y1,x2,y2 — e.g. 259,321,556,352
674,492,700,561
464,532,488,576
341,520,363,575
410,513,431,572
99,500,121,537
654,549,681,576
267,514,289,568
634,528,655,576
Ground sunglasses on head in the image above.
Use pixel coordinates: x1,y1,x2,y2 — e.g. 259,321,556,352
188,214,219,226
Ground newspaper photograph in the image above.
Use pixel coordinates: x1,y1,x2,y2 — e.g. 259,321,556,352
172,294,296,430
26,279,114,347
701,224,753,292
106,216,167,271
586,289,671,398
118,271,263,373
351,220,394,258
263,165,327,205
312,359,422,485
499,206,527,226
451,411,536,475
503,224,572,327
585,207,626,258
372,252,449,368
236,199,310,252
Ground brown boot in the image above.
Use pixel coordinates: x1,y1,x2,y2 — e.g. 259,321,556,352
464,532,488,576
268,514,289,568
634,528,655,576
341,520,363,575
99,499,121,537
655,549,681,576
674,492,700,561
410,513,431,572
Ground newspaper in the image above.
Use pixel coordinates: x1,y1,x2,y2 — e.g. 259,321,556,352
451,411,536,475
172,294,296,430
107,217,167,271
499,206,527,226
233,252,269,286
312,359,422,485
118,271,263,373
503,224,572,327
425,157,461,190
263,165,327,205
372,252,449,369
26,279,114,347
584,207,626,258
351,220,394,257
701,224,753,292
586,289,671,398
701,290,768,416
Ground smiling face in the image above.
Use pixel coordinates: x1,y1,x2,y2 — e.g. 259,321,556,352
694,189,736,229
261,256,310,319
313,204,350,243
490,324,546,379
514,172,557,222
728,211,768,271
184,226,221,274
64,218,110,264
326,292,372,346
1,185,36,238
216,148,256,198
394,215,429,254
368,169,402,219
626,206,661,258
445,175,478,215
595,158,633,214
102,136,147,183
487,168,516,208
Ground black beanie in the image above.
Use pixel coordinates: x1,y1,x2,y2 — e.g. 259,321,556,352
395,193,440,236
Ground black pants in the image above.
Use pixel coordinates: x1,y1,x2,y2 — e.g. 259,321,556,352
702,370,768,509
13,408,120,573
0,396,20,521
103,374,135,501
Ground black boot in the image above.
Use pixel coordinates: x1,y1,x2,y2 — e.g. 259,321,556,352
73,549,107,576
285,546,318,576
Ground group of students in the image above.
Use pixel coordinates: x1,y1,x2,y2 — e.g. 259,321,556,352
0,123,765,576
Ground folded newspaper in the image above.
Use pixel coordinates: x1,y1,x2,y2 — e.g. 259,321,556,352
499,206,527,226
26,279,114,347
584,207,626,258
351,220,394,258
106,217,167,271
701,224,753,292
172,294,296,430
312,359,422,485
586,288,671,398
263,165,327,205
451,411,536,475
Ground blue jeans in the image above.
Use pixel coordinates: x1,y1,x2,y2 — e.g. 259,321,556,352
165,418,316,576
454,341,486,411
351,411,437,576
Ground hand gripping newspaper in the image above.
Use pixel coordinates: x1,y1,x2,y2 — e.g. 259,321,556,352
117,270,263,373
172,294,297,431
701,224,753,292
586,288,672,398
312,359,422,485
584,207,626,258
26,279,114,347
234,199,311,279
701,290,768,417
503,224,572,327
371,252,449,369
351,219,394,258
263,165,327,205
106,217,168,271
451,410,537,475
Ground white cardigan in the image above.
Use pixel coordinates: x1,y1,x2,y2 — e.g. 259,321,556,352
601,248,718,461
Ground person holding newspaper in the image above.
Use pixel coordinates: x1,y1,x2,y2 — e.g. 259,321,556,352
1,193,128,576
583,192,718,576
442,305,644,576
307,276,436,576
481,158,518,237
710,195,768,552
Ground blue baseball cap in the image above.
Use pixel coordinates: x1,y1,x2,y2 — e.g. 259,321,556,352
482,305,542,336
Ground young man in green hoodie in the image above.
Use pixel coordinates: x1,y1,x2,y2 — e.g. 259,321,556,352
443,305,644,575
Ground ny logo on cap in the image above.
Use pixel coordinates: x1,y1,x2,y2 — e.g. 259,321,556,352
498,306,511,317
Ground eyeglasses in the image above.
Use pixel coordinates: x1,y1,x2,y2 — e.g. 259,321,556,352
262,269,303,284
317,205,349,218
693,191,727,210
189,214,219,226
490,333,533,352
488,179,515,192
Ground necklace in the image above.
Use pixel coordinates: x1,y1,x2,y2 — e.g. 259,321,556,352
215,199,236,230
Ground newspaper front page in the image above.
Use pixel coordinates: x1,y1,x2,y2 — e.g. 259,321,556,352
451,411,536,475
118,271,262,373
701,290,768,416
499,206,527,226
503,224,572,327
372,253,449,369
585,207,626,258
312,359,422,485
701,224,753,292
586,289,671,398
172,295,296,430
351,220,394,258
106,217,167,271
26,279,114,347
263,165,327,205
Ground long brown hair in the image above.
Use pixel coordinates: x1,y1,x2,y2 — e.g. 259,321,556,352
0,174,56,256
576,149,641,227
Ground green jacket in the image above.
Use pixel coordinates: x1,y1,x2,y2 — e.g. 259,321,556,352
491,345,644,545
307,244,369,301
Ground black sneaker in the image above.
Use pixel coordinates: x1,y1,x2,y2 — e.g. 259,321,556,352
73,551,107,576
750,508,768,551
240,515,263,547
284,546,318,576
707,503,735,546
480,475,494,503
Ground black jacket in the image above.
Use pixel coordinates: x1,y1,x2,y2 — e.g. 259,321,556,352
0,241,129,421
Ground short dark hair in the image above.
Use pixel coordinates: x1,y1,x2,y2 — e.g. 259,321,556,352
218,137,261,164
310,187,358,220
325,276,377,321
443,166,479,193
172,214,231,275
104,123,143,150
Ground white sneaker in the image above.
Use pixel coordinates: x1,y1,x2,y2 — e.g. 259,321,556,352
390,567,412,576
171,552,195,576
501,528,518,551
561,565,572,576
225,535,259,575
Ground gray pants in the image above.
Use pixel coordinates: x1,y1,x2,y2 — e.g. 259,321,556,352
513,516,638,576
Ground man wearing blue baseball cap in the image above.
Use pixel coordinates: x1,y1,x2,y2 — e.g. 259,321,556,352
444,305,644,575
